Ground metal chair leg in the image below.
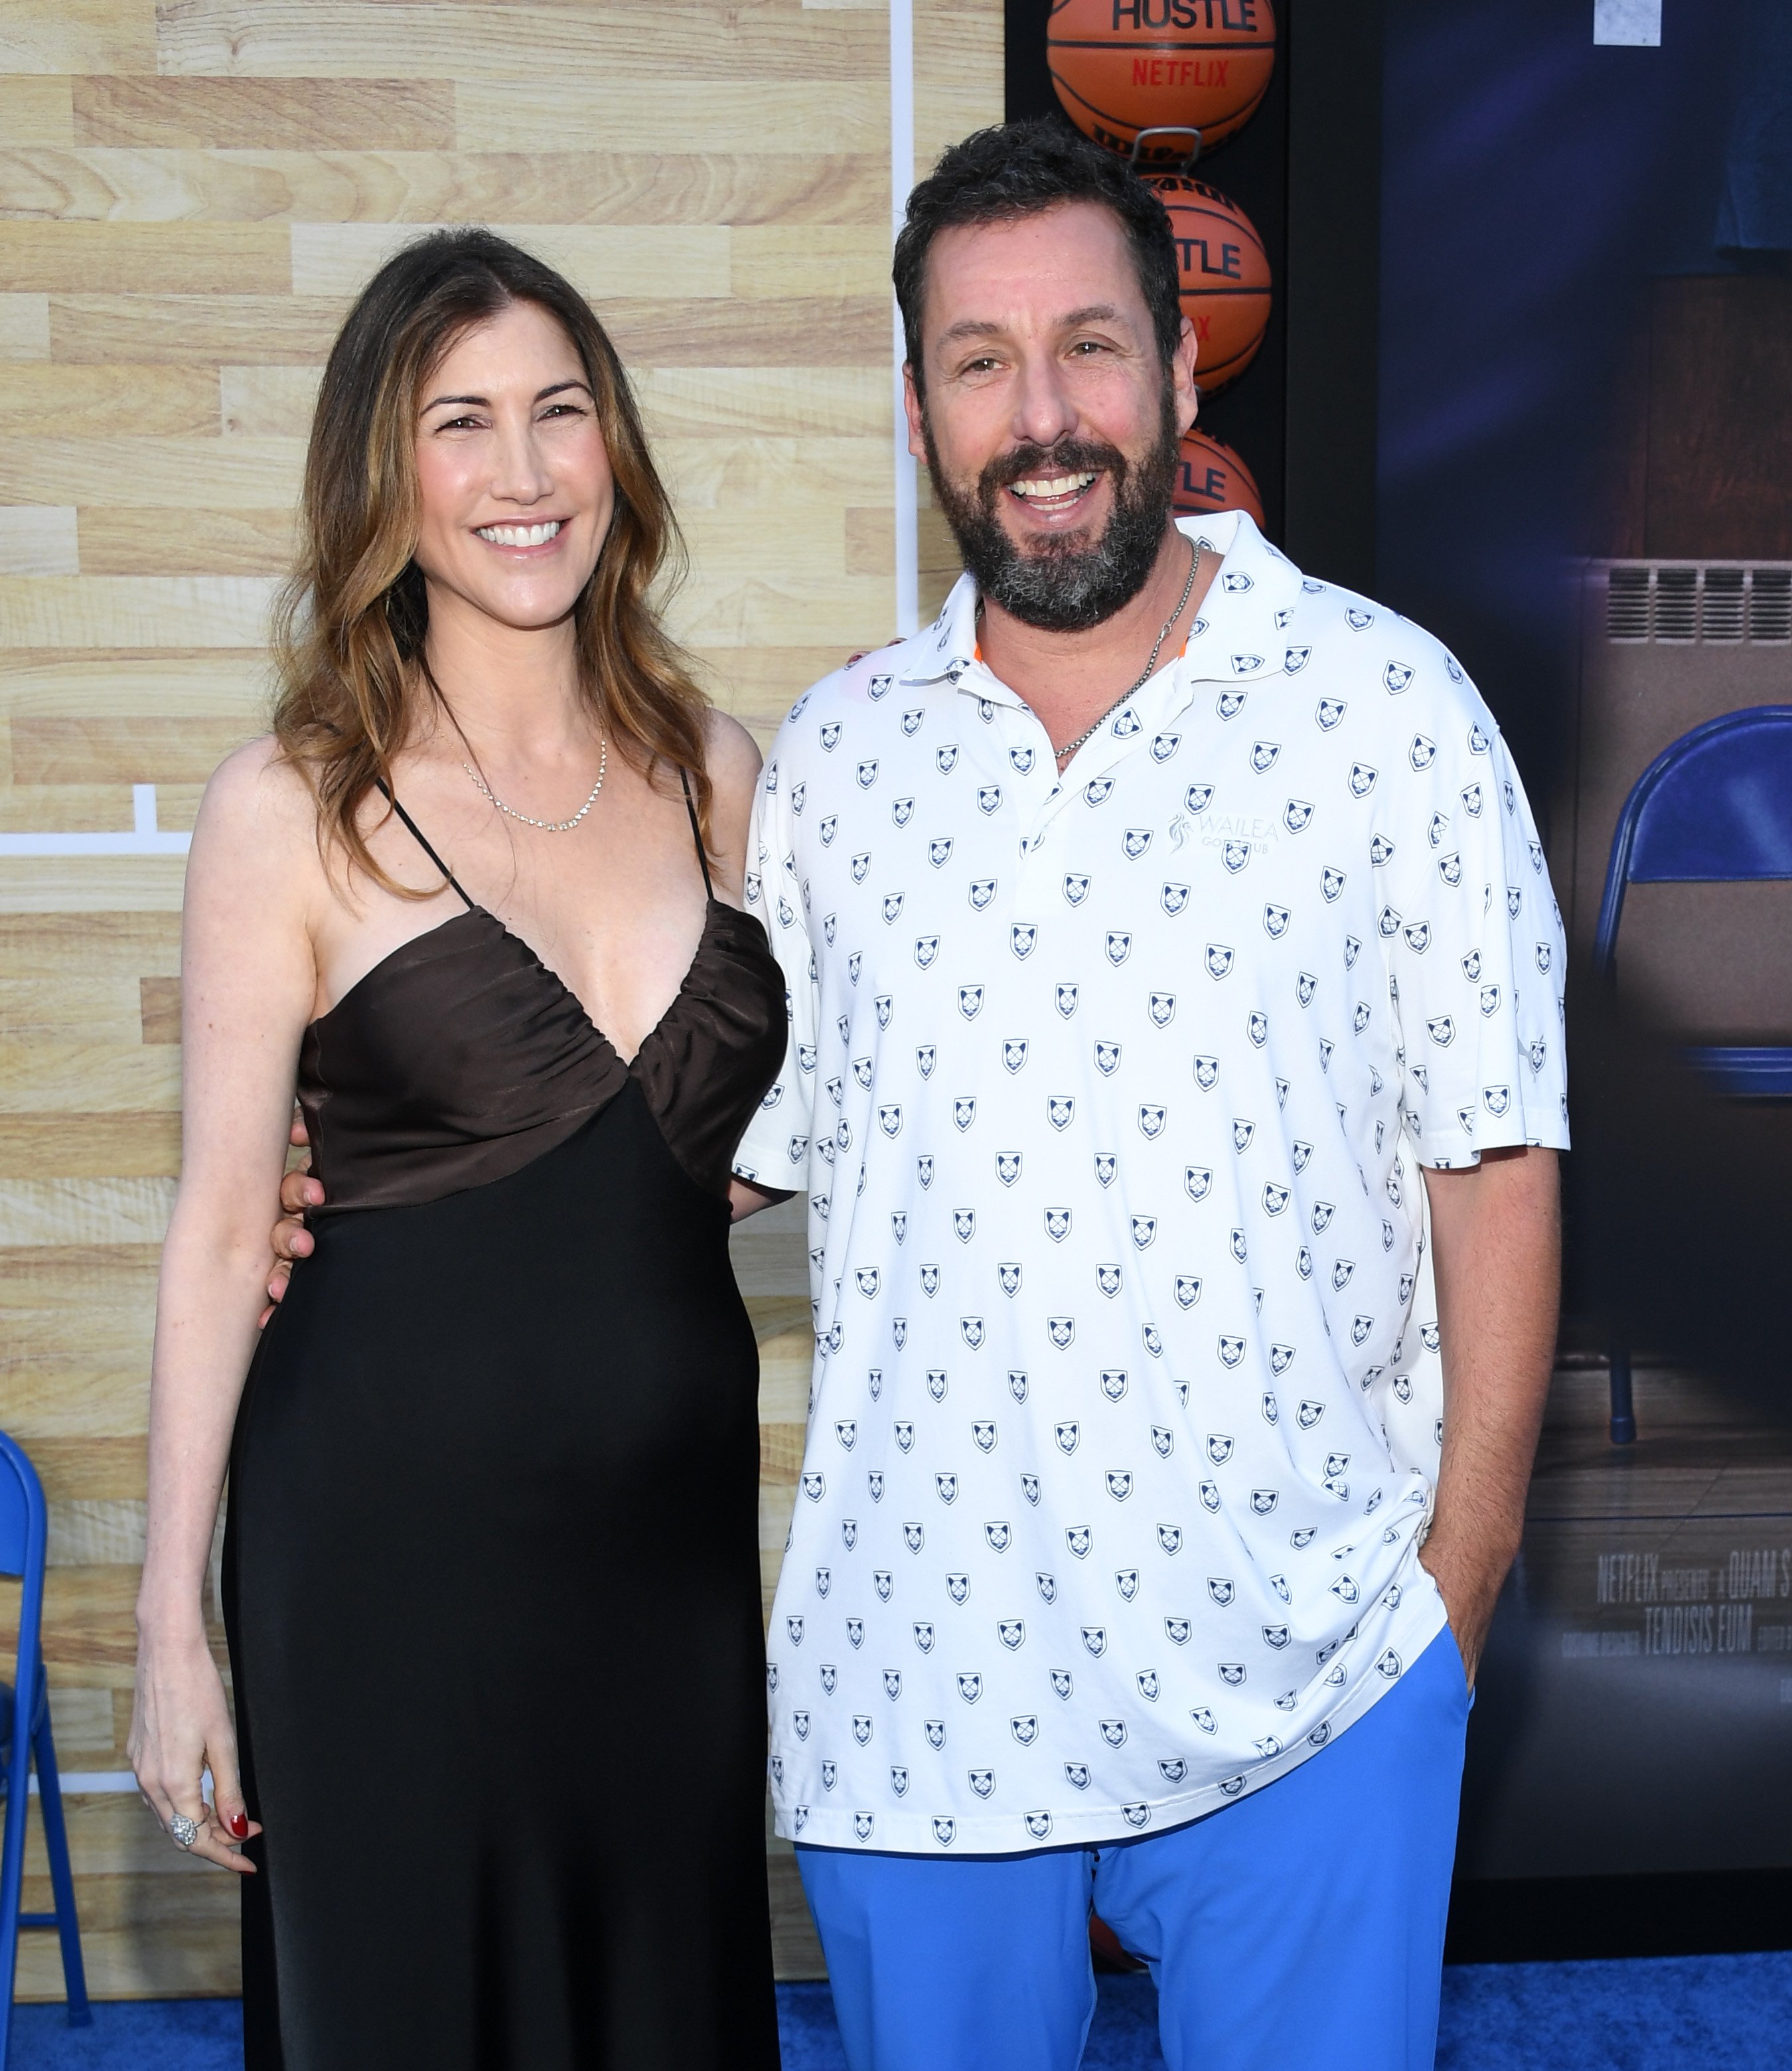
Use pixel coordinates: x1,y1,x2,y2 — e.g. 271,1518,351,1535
31,1687,91,2024
1609,1341,1637,1445
1,1707,35,2070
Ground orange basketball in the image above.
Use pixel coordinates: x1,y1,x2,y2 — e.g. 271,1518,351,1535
1048,0,1278,165
1146,175,1269,394
1172,428,1264,525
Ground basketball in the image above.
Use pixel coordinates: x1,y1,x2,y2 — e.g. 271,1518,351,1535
1147,175,1270,394
1173,427,1264,525
1048,0,1278,165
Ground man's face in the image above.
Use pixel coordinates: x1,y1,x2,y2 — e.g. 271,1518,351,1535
906,200,1199,633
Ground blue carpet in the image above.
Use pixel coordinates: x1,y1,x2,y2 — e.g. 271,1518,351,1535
781,1956,1792,2068
1435,1954,1792,2070
7,1999,242,2070
10,1956,1792,2067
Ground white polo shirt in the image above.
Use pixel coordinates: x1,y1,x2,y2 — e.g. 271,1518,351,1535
735,511,1568,1856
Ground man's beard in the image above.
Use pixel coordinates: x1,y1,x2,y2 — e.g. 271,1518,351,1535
923,389,1181,634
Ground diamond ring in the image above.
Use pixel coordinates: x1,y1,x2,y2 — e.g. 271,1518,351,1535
168,1812,200,1850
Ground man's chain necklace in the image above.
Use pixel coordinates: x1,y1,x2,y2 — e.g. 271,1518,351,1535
1049,542,1202,767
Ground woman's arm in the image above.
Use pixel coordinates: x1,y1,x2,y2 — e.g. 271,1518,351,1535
129,741,322,1871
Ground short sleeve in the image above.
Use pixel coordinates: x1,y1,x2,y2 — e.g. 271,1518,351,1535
731,736,820,1189
1381,670,1570,1170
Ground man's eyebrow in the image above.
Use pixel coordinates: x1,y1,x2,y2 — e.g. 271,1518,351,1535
934,305,1130,351
421,379,593,410
934,319,1007,350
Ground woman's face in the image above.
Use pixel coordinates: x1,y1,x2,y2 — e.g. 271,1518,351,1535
411,300,615,635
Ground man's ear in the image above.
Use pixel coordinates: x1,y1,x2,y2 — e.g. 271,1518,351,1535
903,363,928,463
1173,315,1200,439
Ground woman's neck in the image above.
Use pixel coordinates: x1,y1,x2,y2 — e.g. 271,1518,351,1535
416,589,592,762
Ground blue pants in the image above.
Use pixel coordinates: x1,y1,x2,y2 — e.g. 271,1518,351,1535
797,1626,1471,2071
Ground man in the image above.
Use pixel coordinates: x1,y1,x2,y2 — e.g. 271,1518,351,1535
729,121,1564,2070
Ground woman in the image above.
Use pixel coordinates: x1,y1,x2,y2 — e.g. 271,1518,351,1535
129,230,788,2070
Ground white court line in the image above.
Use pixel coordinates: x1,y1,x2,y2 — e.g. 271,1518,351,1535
0,784,190,858
29,1771,140,1796
890,0,920,639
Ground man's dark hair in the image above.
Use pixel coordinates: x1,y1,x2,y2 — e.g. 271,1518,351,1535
893,119,1181,394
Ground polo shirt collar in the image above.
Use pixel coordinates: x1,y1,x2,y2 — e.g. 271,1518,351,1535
897,510,1306,704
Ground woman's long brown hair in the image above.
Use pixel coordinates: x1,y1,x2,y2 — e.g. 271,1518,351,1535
272,228,710,889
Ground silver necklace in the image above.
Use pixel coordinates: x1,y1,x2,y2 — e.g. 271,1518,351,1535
1049,542,1203,767
462,734,608,833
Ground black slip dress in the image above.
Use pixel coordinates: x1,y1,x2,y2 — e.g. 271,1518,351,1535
224,776,788,2071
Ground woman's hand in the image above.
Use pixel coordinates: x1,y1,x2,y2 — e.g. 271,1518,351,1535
129,1620,261,1873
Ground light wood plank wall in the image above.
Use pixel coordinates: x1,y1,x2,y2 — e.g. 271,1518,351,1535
0,0,996,1997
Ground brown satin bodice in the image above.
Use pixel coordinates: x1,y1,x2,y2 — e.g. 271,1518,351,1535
295,782,787,1213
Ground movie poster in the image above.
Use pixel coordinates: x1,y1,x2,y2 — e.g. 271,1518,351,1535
1379,0,1792,1882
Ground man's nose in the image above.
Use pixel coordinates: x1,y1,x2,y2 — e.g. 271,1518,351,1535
1009,350,1080,451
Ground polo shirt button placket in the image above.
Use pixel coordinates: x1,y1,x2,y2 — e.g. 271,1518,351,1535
988,702,1063,862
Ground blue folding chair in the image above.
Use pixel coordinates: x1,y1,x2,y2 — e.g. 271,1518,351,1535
1592,704,1792,1444
1,1431,90,2061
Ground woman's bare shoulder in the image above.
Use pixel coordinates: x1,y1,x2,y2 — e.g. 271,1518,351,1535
190,737,323,878
702,706,765,805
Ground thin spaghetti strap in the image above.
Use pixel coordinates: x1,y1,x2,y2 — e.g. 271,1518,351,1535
375,780,475,910
680,768,715,900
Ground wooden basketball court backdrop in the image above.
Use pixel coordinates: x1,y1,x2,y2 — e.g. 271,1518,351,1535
0,0,997,1997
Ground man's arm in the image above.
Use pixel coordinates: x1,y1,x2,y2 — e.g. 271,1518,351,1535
1417,1143,1561,1685
263,1112,317,1320
729,1177,793,1221
263,1130,791,1308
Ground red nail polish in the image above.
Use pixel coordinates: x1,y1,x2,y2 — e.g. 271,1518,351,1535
227,1811,250,1838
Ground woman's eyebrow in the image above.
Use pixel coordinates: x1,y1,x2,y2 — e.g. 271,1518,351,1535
420,380,593,410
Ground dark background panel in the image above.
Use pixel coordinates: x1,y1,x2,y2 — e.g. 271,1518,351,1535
1374,0,1792,1939
1375,0,1754,791
1280,0,1381,599
1006,0,1792,1955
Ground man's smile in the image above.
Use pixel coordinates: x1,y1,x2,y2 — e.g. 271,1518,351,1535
1007,469,1099,512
